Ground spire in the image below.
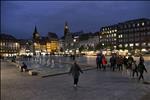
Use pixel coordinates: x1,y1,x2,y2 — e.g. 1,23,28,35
65,21,68,27
34,25,37,33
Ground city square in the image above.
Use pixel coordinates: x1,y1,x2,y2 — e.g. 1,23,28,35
1,1,150,100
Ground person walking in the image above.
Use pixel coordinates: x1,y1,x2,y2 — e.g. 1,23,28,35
127,55,134,77
110,54,116,71
122,56,128,76
96,54,100,70
132,61,138,78
102,55,107,71
138,62,147,82
139,55,144,63
69,61,83,87
96,53,102,70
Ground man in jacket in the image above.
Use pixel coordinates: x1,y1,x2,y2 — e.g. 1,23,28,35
69,61,83,87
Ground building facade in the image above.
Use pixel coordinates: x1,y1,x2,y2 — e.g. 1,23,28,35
99,18,150,54
32,26,59,55
0,33,20,57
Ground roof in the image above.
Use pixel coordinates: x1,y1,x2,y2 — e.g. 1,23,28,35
123,18,150,24
47,32,58,39
0,33,17,40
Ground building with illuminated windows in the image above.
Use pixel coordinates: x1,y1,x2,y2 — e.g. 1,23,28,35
0,33,20,57
99,18,150,54
32,26,59,55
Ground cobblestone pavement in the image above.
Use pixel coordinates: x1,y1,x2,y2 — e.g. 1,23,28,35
1,61,150,100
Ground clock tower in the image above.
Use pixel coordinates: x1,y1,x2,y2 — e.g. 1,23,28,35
64,21,69,38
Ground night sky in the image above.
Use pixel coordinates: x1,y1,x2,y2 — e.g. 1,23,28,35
1,1,150,39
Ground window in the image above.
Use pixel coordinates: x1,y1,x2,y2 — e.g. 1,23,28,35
114,34,116,37
110,31,112,34
137,23,140,27
130,43,134,47
148,43,150,46
119,44,122,47
142,43,146,46
135,43,139,46
142,22,145,26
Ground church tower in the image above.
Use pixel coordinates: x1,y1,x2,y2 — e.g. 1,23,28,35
64,21,69,37
33,25,40,42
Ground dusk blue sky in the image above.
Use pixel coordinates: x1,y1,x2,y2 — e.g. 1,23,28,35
1,1,150,39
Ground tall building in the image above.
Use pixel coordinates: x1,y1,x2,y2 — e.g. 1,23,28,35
47,32,59,53
0,33,20,57
64,22,73,53
33,26,41,55
99,18,150,54
64,21,69,38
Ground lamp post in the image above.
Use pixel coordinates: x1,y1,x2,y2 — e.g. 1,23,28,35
73,38,76,60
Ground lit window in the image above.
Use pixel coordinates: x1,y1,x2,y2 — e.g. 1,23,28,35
119,44,122,47
148,43,150,46
130,43,134,46
137,23,140,27
142,43,146,46
135,43,139,46
142,22,145,26
114,38,116,41
125,44,128,47
114,34,116,37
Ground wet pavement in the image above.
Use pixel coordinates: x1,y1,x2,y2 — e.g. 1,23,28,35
1,60,150,100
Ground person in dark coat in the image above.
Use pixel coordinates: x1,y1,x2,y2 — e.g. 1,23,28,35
132,61,138,78
96,54,102,70
139,55,144,63
110,54,116,71
138,62,147,81
21,62,28,72
69,61,83,87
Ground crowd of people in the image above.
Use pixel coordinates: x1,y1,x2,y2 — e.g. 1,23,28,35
96,53,148,81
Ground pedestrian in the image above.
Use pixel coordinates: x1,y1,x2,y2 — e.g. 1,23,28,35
128,55,134,69
127,55,134,77
21,62,28,72
122,56,128,76
139,55,144,63
110,54,116,71
96,54,100,70
138,62,147,82
116,55,122,71
96,53,102,70
102,55,107,71
132,61,138,78
69,61,83,87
